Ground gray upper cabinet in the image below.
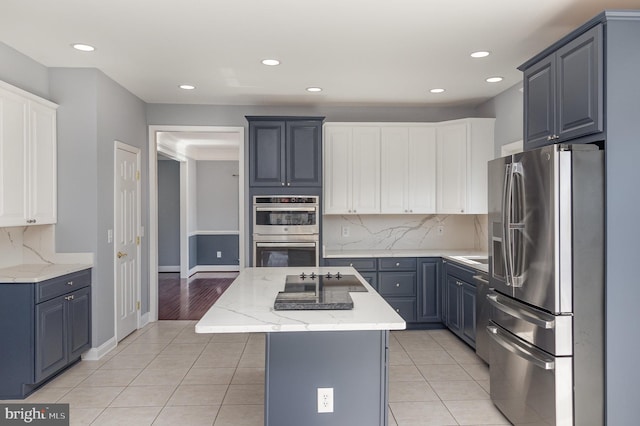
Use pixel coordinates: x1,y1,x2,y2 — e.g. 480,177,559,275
522,25,603,150
248,117,323,188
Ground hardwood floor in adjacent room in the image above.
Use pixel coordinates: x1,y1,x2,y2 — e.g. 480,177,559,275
158,272,238,320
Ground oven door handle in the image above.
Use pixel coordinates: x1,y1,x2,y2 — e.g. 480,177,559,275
255,207,317,212
487,325,555,370
255,242,317,248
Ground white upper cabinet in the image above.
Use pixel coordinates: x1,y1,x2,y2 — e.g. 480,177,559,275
324,125,380,214
381,126,436,214
324,118,494,216
0,81,57,227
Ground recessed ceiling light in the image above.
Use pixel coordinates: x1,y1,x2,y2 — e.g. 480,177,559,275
470,51,490,58
430,88,446,94
262,59,280,66
306,87,322,92
72,43,95,52
179,84,195,90
486,76,504,83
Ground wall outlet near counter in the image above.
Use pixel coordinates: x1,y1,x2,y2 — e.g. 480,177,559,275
341,226,350,237
317,387,334,413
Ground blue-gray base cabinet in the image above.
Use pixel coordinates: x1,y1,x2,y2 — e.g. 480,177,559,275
442,260,476,347
324,257,441,327
0,269,91,399
265,330,389,425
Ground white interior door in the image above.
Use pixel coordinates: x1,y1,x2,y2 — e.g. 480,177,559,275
115,142,140,341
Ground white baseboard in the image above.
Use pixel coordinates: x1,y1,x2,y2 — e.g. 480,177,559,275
82,336,117,361
158,266,180,272
189,265,240,276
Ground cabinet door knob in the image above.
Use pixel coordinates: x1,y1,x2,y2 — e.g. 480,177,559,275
395,262,400,267
547,135,553,141
67,281,74,286
281,182,285,186
349,263,353,267
287,182,290,186
396,308,400,313
395,283,400,287
65,295,74,301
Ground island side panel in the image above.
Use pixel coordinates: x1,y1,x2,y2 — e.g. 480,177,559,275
265,330,389,426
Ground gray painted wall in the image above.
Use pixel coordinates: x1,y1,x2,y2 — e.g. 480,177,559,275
0,42,49,99
158,159,180,267
475,81,523,157
196,160,239,231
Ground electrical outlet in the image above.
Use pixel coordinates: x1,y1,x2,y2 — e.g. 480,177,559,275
437,225,444,236
341,226,350,237
317,388,334,413
107,229,113,243
216,251,222,258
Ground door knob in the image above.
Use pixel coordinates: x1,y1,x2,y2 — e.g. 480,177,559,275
117,251,128,259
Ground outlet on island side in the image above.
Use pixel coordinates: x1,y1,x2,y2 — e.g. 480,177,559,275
317,387,334,413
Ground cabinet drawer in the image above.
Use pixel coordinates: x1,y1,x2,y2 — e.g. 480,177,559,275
36,269,91,303
378,272,416,297
379,257,416,271
324,258,377,271
444,261,476,284
385,298,416,322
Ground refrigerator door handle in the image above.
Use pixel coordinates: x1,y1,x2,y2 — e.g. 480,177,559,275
509,162,525,287
487,325,555,370
502,164,513,286
487,293,554,329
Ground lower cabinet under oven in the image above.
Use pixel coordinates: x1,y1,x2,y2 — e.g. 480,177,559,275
253,237,319,267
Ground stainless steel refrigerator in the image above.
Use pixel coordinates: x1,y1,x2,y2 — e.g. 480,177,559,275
487,144,604,426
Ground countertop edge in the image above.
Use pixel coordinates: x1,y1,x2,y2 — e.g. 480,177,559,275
0,263,93,283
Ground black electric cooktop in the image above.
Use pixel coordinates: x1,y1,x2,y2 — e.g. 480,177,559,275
273,273,368,311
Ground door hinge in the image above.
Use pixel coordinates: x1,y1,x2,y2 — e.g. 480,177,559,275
137,301,141,310
136,170,140,180
136,236,140,245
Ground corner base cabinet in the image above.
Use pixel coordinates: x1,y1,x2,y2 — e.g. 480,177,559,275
0,269,91,399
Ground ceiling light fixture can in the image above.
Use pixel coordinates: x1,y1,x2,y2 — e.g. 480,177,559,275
486,77,503,83
430,88,445,94
72,43,95,52
470,51,490,58
262,59,280,66
306,87,322,92
179,84,195,90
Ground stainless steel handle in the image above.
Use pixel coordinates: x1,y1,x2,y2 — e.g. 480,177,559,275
487,325,555,370
65,295,75,301
501,164,512,286
256,242,316,248
256,207,317,212
472,275,489,285
66,281,74,286
487,293,554,329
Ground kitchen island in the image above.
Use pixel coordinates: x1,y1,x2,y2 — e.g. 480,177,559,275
196,267,405,426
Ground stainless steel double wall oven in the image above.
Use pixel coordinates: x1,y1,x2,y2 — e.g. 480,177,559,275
253,196,319,267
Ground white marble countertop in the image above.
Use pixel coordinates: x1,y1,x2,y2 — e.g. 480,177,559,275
0,263,93,283
195,267,407,334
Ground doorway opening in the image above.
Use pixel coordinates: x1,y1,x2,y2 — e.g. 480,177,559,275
149,125,245,322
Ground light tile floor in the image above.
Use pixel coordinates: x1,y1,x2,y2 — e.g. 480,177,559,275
2,322,510,425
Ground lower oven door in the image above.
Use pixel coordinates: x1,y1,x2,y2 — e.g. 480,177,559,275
488,322,573,426
254,241,318,267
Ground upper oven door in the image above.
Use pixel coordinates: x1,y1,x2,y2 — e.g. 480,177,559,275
254,204,318,235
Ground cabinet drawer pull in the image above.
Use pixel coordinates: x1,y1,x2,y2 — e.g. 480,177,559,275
395,262,400,267
65,295,74,301
395,283,400,287
349,263,353,267
287,182,290,186
67,281,74,286
281,182,285,186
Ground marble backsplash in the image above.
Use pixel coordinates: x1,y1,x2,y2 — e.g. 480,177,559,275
323,214,488,252
0,225,93,269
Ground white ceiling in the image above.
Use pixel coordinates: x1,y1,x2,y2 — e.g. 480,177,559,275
2,0,639,107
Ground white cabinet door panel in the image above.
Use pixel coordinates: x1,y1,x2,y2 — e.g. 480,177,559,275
29,101,57,224
324,127,352,214
437,123,468,214
408,127,436,213
352,127,380,214
380,127,408,214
